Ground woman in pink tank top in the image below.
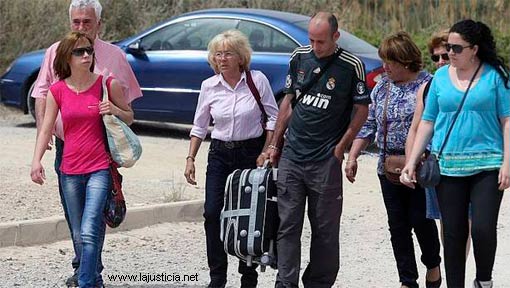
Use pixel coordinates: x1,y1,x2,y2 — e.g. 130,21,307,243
30,32,133,288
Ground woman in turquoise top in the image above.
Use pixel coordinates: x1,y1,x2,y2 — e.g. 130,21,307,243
401,20,510,288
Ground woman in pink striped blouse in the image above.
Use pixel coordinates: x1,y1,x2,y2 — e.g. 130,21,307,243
184,29,278,288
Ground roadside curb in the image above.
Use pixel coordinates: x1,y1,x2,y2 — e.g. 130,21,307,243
0,199,204,248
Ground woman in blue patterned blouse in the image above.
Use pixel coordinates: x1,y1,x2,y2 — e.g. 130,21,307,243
402,20,510,288
346,32,442,288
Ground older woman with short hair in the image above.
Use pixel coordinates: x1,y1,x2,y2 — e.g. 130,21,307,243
406,30,450,222
346,32,442,288
184,29,278,288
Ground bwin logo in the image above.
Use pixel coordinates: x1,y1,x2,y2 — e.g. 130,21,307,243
301,93,330,109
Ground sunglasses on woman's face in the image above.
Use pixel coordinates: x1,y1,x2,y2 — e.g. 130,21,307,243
430,53,449,62
445,43,473,54
71,46,94,57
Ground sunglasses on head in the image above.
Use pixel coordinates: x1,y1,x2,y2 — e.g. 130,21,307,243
445,43,473,54
430,53,449,62
71,46,94,57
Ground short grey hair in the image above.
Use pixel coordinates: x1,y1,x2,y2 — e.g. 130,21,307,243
69,0,102,21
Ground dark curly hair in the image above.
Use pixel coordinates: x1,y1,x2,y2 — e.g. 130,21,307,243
450,19,509,88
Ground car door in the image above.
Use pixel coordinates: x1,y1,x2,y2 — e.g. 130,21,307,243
127,17,238,123
236,20,299,99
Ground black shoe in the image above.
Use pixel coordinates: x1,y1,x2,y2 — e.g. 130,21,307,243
65,271,79,288
425,266,442,288
426,277,442,288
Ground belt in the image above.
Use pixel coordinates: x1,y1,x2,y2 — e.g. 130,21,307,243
211,137,264,150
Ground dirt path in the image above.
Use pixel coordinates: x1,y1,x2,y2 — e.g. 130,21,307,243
1,104,509,287
0,104,208,222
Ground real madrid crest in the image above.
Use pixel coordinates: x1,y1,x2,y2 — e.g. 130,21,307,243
326,77,336,90
297,70,305,83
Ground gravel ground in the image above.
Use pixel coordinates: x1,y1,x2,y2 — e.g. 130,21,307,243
1,104,510,287
0,104,208,222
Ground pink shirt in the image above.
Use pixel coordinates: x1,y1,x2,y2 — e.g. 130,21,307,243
190,70,278,141
51,76,110,174
32,39,142,139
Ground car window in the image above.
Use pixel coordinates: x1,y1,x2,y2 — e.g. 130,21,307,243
238,21,299,53
140,18,238,51
295,20,378,54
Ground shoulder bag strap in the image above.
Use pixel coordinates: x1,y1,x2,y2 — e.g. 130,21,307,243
291,48,341,108
382,82,391,163
245,70,267,129
422,80,432,107
100,75,114,159
102,75,109,102
437,62,482,159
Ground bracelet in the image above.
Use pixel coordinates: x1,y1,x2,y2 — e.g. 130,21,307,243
186,155,195,162
268,144,280,152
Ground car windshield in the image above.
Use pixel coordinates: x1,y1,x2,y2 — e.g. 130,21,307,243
295,20,378,54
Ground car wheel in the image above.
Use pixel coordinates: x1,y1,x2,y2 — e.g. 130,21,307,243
26,81,36,120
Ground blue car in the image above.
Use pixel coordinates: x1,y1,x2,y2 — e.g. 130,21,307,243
0,8,383,124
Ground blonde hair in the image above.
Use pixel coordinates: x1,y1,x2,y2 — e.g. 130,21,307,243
378,31,423,72
207,29,252,74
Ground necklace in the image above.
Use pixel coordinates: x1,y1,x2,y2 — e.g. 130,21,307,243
454,73,479,90
67,74,95,95
454,66,479,90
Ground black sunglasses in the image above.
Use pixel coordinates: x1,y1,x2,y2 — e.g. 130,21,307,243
445,43,473,54
71,46,94,57
430,53,449,62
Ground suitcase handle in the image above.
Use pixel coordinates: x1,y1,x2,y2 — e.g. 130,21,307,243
259,159,270,169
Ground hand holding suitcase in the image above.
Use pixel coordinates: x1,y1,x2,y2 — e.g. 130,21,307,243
220,162,279,271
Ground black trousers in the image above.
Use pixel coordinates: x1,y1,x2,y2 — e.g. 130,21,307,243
203,138,263,287
378,175,441,288
437,170,503,287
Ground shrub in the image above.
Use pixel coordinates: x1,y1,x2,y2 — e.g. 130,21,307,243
1,0,509,74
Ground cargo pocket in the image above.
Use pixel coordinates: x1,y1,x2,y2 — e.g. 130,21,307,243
276,159,290,197
320,183,343,201
319,156,343,201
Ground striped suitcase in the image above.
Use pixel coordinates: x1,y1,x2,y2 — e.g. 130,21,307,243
220,165,278,271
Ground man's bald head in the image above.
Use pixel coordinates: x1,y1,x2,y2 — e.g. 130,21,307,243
310,12,338,36
308,12,339,58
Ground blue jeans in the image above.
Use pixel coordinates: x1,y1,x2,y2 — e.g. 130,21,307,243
55,138,105,285
60,168,110,288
